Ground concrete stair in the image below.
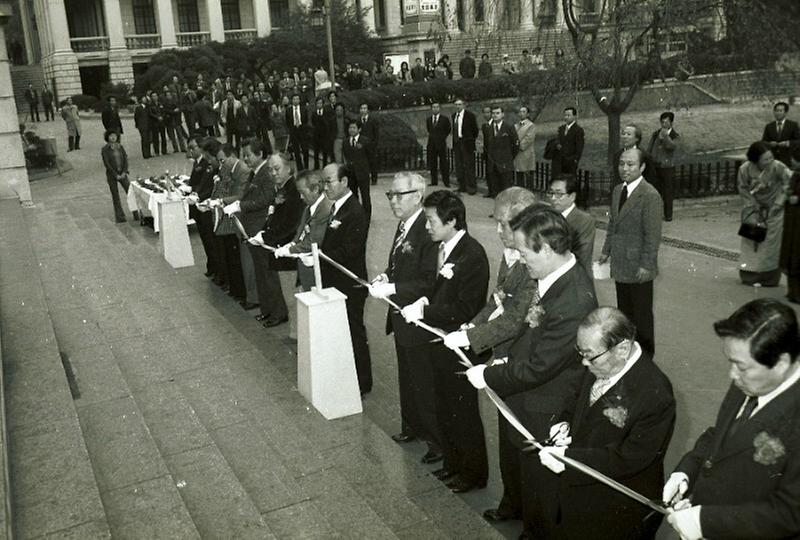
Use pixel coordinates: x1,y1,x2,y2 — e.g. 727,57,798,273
0,194,506,539
10,65,46,116
441,28,573,72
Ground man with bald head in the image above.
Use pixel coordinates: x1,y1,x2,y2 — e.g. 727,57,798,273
599,148,662,355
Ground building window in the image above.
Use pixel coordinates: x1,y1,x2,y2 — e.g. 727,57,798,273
132,0,157,34
221,0,241,30
474,0,484,22
270,0,289,28
375,0,386,29
177,0,200,32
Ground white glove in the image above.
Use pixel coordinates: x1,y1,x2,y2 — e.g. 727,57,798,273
247,232,264,246
368,282,396,299
539,446,566,474
299,253,315,267
443,330,470,350
548,422,572,447
465,364,487,390
274,244,294,258
196,201,211,213
401,297,428,323
460,322,476,331
667,506,703,540
208,198,223,208
223,201,241,215
663,472,690,506
178,184,192,194
371,273,389,284
186,193,199,205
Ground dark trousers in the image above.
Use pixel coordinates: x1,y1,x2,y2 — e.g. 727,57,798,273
68,135,81,151
348,170,371,220
654,167,675,220
248,245,288,319
313,134,330,169
138,128,151,158
555,157,578,176
213,234,246,299
366,149,378,184
615,280,655,355
225,126,240,150
193,209,218,276
149,125,166,155
165,121,186,152
28,103,39,122
428,144,450,186
486,162,514,197
345,290,372,394
431,344,488,484
453,140,476,193
395,341,442,447
289,133,308,170
43,104,54,121
106,173,130,221
200,125,215,137
787,273,800,303
496,415,523,516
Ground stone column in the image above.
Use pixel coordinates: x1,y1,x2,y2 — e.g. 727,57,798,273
253,0,272,37
555,0,564,26
155,0,177,48
36,0,81,100
206,0,225,41
0,2,32,203
520,0,534,29
103,0,134,85
360,0,375,33
445,0,458,31
384,0,401,36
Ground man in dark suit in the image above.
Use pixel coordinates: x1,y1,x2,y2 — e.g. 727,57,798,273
41,84,54,121
358,103,379,185
443,187,539,522
554,107,585,175
247,153,305,330
485,105,519,198
101,97,123,137
411,57,426,82
464,205,598,536
311,97,331,169
320,163,372,396
664,298,800,540
402,190,490,494
148,91,167,156
194,92,216,137
459,49,476,79
452,99,480,195
24,84,39,122
535,307,675,540
133,95,151,159
285,93,309,169
235,94,258,143
343,121,372,220
187,136,220,281
265,75,281,105
548,176,596,274
163,89,186,153
599,148,663,356
426,102,451,187
762,101,800,166
369,172,442,463
648,112,681,221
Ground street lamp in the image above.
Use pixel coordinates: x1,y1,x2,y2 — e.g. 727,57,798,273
311,0,336,87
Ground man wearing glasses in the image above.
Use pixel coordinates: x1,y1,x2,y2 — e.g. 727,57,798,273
462,205,597,537
547,176,596,274
369,173,443,464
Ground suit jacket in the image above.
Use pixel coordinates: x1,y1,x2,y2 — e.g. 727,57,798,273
291,196,333,289
236,106,259,136
358,115,379,149
384,212,438,346
320,194,368,295
101,144,128,179
261,177,305,271
421,232,489,333
552,352,675,540
480,121,493,157
102,106,123,134
459,57,476,79
467,257,537,358
486,121,519,171
762,119,800,165
193,100,216,128
426,114,451,150
612,146,657,185
647,128,680,168
452,110,479,149
134,104,149,131
557,122,585,169
675,381,800,539
284,105,308,141
236,162,274,237
483,263,598,442
147,102,165,127
514,119,536,172
311,108,330,139
343,135,371,184
566,207,596,274
601,179,662,283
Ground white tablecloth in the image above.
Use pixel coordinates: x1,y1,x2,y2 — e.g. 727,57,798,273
127,182,193,233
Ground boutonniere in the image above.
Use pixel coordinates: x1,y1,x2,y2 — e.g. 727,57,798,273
275,192,286,205
603,406,628,429
356,143,363,150
493,287,507,304
753,431,786,466
267,205,275,216
439,262,455,280
401,241,413,254
525,302,546,328
329,219,342,229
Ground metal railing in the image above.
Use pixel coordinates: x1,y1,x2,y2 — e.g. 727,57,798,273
70,36,109,53
176,31,211,47
223,28,257,42
125,33,161,49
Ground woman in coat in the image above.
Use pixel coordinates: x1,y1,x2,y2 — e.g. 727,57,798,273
513,106,536,183
100,130,129,223
780,146,800,303
61,96,81,151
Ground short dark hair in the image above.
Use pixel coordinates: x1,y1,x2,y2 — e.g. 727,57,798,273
221,143,237,157
746,141,770,164
522,49,529,54
103,129,119,142
482,53,489,59
328,91,337,98
509,205,572,255
423,190,467,230
713,298,800,367
245,138,268,158
201,138,221,156
564,107,577,115
315,97,324,105
660,111,675,123
491,105,504,113
774,102,790,113
465,49,471,54
336,163,353,182
552,174,579,196
359,102,369,109
580,307,637,350
290,93,300,100
620,147,647,167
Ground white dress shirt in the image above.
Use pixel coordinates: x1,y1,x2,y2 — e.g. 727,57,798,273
440,229,466,263
561,203,576,219
309,193,325,216
738,363,800,419
591,342,643,401
331,190,353,215
624,176,643,195
538,253,577,297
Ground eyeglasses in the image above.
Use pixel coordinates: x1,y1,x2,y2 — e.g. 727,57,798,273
385,190,418,200
575,342,619,363
546,190,568,198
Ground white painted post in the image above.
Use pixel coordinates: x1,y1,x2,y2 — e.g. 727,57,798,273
157,199,195,268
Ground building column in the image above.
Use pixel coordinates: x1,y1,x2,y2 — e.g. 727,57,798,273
555,0,564,26
36,0,81,100
206,0,225,41
445,0,458,31
385,0,401,36
360,0,375,33
253,0,272,37
520,0,533,29
102,0,134,85
155,0,177,48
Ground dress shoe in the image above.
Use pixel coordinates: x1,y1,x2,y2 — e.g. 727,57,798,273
447,476,487,493
467,190,477,195
420,450,443,464
262,315,289,328
204,271,214,277
483,508,521,522
240,302,258,310
391,433,416,444
255,314,269,321
115,217,126,223
432,468,457,481
360,389,371,398
483,194,493,198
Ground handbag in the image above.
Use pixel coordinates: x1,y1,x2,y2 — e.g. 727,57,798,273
738,208,768,243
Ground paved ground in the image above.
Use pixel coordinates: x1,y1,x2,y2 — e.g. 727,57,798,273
13,116,799,537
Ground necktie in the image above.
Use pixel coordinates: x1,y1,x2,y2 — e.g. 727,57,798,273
433,114,437,126
589,378,608,406
362,115,367,125
618,184,629,212
294,107,300,127
351,136,356,146
778,121,784,134
389,221,406,276
727,396,758,439
437,242,446,271
494,122,499,136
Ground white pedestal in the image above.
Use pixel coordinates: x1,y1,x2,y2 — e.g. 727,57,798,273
157,199,194,268
296,287,363,419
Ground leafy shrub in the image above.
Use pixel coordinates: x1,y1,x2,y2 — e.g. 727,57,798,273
100,82,133,106
68,94,101,112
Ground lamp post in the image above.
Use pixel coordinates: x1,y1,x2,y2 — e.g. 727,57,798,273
311,0,336,87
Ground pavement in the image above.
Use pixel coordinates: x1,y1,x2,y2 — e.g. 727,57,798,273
5,116,798,538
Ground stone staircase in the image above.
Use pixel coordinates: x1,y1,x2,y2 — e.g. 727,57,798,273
0,195,506,539
10,65,46,117
441,28,573,72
